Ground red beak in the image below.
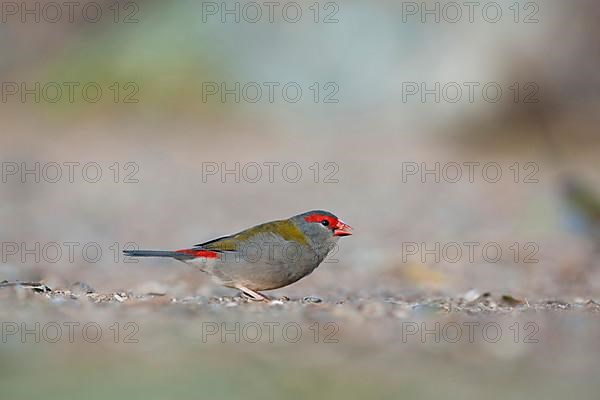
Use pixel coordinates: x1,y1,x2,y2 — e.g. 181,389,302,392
334,220,353,237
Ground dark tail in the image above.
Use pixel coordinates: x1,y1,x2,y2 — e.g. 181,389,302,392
123,250,193,260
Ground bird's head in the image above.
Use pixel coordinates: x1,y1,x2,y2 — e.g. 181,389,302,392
291,210,352,257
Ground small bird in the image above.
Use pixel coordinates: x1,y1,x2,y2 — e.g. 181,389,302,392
124,210,352,300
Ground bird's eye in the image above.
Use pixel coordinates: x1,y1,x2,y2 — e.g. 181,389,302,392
321,220,329,227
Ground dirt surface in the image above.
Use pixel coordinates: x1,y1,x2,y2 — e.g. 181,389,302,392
4,280,600,313
2,281,600,400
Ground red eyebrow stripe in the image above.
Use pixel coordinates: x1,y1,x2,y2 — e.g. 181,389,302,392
175,249,219,259
304,214,338,226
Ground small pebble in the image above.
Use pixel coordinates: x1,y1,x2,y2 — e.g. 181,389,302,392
463,289,480,302
71,282,95,295
303,296,323,304
114,294,125,303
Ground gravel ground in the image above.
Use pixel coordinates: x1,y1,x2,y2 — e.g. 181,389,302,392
4,280,600,313
2,280,600,400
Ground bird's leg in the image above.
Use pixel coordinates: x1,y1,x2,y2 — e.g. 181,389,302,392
237,286,270,302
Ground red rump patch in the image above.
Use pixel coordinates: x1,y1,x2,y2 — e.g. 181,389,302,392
175,249,219,259
304,213,338,227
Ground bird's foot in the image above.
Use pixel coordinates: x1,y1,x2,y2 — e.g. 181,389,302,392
237,286,270,302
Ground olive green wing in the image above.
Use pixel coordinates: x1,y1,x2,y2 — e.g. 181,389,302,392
193,219,308,252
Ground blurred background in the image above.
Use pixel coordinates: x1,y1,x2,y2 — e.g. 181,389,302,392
1,0,600,398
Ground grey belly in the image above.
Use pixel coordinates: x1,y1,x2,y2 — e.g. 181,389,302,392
205,244,322,291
